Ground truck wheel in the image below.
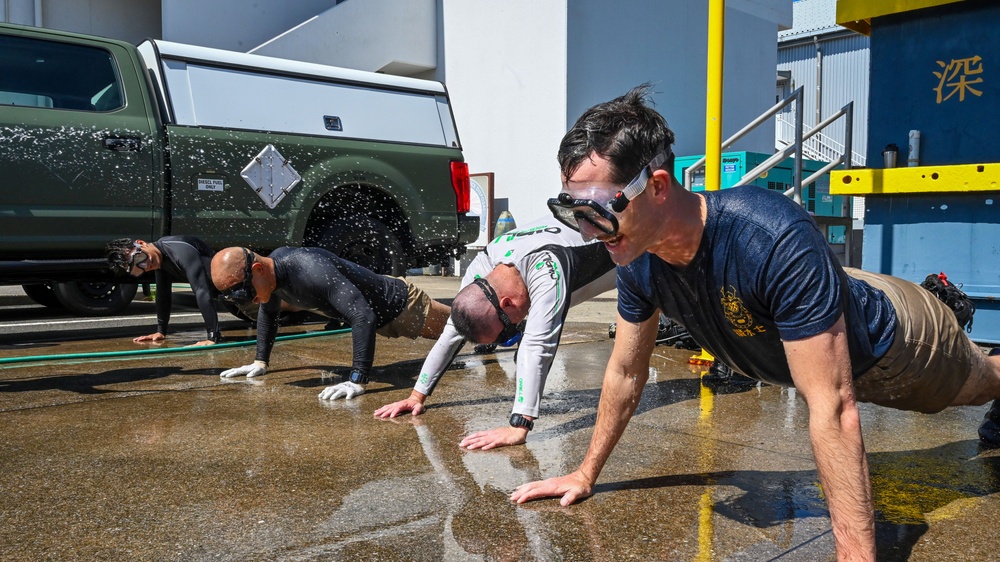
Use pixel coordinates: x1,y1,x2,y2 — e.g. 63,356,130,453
52,281,138,317
315,216,405,276
22,283,65,308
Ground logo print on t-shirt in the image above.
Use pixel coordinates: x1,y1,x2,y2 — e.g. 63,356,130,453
721,286,761,337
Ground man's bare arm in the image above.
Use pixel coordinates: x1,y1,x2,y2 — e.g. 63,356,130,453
510,312,659,505
784,315,875,561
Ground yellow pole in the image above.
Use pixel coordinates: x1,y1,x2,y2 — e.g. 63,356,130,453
705,0,725,192
695,379,716,562
690,0,726,368
694,11,727,553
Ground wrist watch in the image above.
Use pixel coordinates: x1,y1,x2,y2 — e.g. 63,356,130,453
349,369,369,384
509,413,534,431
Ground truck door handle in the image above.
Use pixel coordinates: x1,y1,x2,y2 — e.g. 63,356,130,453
103,136,143,152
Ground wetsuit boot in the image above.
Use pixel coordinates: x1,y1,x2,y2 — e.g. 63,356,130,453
977,348,1000,448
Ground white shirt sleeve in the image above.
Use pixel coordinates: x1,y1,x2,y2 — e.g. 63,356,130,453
510,250,572,418
412,252,492,396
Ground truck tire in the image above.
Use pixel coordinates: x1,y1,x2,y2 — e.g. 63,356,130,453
52,281,138,317
22,283,65,308
315,216,406,276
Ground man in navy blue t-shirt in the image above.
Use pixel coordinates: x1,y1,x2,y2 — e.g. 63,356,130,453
513,85,1000,561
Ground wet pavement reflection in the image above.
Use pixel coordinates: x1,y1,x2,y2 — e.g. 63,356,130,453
2,315,1000,561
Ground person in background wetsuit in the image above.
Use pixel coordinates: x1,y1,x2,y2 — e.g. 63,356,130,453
106,236,220,346
211,246,450,399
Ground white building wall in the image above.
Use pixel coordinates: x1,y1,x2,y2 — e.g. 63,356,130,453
441,0,569,227
442,0,787,229
251,0,437,77
817,34,869,163
1,0,161,44
568,0,781,165
10,0,791,236
161,0,337,52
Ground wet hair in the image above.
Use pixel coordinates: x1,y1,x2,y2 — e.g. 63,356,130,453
450,283,496,343
558,83,676,184
105,237,136,276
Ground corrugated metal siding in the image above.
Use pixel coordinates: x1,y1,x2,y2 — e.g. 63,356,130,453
822,34,869,162
777,33,869,162
779,0,840,42
778,33,869,221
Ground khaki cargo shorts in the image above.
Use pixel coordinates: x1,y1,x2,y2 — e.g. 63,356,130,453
849,268,991,413
376,279,432,340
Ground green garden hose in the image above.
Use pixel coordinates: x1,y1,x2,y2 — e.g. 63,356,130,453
0,327,351,366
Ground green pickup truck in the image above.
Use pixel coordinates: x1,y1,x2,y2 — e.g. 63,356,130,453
0,23,477,315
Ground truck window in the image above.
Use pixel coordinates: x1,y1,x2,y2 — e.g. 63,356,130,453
0,35,123,112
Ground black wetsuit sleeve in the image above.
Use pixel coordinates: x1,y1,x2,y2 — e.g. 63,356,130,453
268,247,384,373
155,270,172,335
155,237,221,341
324,278,378,373
255,296,282,363
187,257,220,341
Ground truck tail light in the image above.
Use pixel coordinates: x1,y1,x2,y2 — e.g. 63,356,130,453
450,160,471,214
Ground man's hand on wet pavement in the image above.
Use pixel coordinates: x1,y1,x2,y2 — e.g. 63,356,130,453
510,470,593,506
460,426,527,450
220,361,267,378
318,381,365,400
374,398,425,418
374,391,428,418
133,332,166,343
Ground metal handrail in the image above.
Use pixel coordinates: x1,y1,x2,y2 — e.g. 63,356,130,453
776,114,865,166
738,101,854,204
683,86,855,209
684,86,804,191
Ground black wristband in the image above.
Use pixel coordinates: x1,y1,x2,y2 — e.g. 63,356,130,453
509,413,534,431
349,369,369,384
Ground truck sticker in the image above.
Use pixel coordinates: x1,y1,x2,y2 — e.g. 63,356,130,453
197,178,224,192
240,144,301,209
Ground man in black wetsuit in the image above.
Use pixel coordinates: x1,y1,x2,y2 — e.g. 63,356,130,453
211,246,450,399
106,236,220,346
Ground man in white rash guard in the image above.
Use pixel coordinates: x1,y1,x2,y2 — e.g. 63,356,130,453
374,217,616,450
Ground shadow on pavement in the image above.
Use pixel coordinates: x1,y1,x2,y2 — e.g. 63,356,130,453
591,439,1000,561
0,365,217,394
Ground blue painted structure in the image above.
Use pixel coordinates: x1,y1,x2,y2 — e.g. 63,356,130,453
867,2,1000,166
864,193,1000,344
856,1,1000,344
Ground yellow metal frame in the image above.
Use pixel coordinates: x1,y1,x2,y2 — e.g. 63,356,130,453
831,163,1000,195
836,0,965,35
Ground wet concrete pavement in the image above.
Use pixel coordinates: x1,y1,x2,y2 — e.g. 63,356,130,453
2,276,1000,561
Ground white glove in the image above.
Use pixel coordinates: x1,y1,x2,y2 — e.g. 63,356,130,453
220,361,267,378
318,381,366,400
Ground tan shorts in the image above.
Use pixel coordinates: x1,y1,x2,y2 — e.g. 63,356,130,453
848,268,991,413
376,279,432,340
